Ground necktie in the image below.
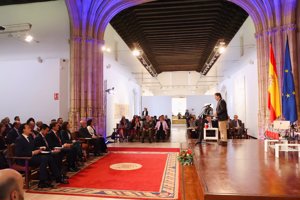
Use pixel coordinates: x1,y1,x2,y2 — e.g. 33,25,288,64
55,133,62,146
42,135,49,148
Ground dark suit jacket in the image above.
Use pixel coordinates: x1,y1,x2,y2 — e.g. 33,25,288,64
60,130,72,144
34,133,50,151
78,127,91,138
46,131,62,150
216,99,228,121
6,128,20,144
15,135,34,158
231,120,243,128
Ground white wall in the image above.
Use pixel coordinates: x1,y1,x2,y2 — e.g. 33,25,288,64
0,59,60,123
0,1,70,123
206,18,258,137
186,95,215,116
142,95,215,119
104,25,145,135
142,96,172,118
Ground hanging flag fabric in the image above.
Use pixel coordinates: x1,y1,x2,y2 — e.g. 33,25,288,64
282,39,298,123
267,42,281,122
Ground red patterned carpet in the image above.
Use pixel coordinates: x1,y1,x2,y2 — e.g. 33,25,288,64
28,147,180,199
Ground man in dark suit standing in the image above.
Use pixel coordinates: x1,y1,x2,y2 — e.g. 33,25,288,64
15,124,65,188
214,93,228,144
142,108,148,120
46,122,78,172
6,121,21,144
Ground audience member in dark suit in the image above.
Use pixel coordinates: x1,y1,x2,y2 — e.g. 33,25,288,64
1,117,12,137
34,124,69,180
0,123,8,169
230,115,244,138
46,122,78,172
27,120,39,138
15,124,66,188
78,120,103,156
6,121,21,144
60,121,84,161
14,116,20,122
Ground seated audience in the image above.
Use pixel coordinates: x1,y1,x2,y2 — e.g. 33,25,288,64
154,115,169,142
188,115,198,138
6,121,21,144
35,121,43,132
78,120,103,156
15,124,66,188
118,116,129,140
129,116,141,142
46,122,78,172
34,124,69,181
142,116,153,143
1,117,12,137
14,116,20,123
26,118,39,138
87,119,107,153
230,115,244,138
0,123,8,169
0,169,24,200
60,121,85,161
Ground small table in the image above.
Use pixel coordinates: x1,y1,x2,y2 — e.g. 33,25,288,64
204,128,219,141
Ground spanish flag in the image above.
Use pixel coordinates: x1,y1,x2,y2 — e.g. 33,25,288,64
267,43,281,122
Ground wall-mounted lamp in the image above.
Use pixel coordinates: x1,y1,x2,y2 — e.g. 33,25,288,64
105,87,115,94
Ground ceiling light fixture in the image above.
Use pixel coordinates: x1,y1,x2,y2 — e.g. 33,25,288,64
201,39,226,75
132,43,157,77
25,35,33,42
132,49,141,57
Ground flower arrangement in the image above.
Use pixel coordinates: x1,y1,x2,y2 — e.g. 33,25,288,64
177,149,193,165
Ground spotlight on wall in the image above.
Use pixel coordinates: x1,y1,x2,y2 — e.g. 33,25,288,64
105,87,115,94
25,35,33,42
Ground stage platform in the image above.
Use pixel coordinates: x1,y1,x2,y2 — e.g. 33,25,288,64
191,139,300,200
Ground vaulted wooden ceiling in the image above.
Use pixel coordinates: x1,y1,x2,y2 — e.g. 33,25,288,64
110,0,248,74
0,0,54,6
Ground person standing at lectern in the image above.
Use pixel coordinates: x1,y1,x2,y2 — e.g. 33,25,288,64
214,93,228,145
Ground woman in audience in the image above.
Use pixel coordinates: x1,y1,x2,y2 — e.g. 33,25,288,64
129,116,142,142
118,116,128,140
154,115,169,142
87,119,107,153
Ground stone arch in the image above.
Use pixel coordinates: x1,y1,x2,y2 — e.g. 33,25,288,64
65,0,299,135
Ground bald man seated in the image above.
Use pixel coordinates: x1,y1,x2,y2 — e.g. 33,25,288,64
0,169,24,200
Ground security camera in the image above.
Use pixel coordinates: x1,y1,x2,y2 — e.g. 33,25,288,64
0,26,5,31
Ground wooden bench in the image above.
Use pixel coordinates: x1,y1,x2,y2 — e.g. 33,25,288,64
275,143,300,158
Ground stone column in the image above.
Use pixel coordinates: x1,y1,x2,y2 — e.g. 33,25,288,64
65,0,300,137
